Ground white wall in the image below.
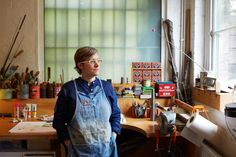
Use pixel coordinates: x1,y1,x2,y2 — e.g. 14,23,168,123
190,0,206,82
0,0,206,85
0,0,43,80
162,0,182,81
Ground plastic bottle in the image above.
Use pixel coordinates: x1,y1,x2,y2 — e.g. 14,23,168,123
13,102,20,119
31,104,37,118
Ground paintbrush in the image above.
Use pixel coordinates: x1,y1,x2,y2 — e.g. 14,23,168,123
0,14,26,75
3,49,24,76
47,67,51,82
5,65,19,80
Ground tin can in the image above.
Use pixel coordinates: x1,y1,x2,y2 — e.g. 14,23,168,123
46,83,54,98
40,82,47,98
30,85,40,99
21,84,29,99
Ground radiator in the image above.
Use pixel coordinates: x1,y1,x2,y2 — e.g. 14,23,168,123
201,142,222,157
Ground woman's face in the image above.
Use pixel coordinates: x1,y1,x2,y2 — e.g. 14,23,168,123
78,53,101,78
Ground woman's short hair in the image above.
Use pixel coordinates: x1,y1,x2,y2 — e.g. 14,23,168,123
74,46,98,74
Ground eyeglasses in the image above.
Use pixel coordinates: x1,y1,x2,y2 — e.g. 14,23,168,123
79,59,103,65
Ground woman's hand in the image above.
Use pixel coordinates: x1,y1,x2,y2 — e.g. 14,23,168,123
113,132,117,139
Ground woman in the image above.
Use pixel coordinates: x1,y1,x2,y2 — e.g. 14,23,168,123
53,46,121,157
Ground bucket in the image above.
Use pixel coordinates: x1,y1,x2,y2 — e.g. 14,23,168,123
0,89,13,99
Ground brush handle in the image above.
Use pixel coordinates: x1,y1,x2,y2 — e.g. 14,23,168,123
48,67,51,82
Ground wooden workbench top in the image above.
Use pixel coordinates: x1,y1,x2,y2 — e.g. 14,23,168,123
121,117,157,138
0,117,158,141
0,97,171,140
0,118,57,140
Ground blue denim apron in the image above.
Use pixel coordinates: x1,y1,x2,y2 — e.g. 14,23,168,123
67,80,118,157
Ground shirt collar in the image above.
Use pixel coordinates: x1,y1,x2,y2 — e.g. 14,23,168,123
78,77,99,86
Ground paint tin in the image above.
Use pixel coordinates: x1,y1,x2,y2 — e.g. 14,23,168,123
20,84,29,99
46,83,54,98
0,89,13,99
30,85,40,99
40,82,47,98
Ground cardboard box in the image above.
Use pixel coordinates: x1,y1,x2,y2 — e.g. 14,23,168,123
155,82,176,97
143,76,152,82
152,69,161,77
157,91,175,97
143,70,152,77
151,62,161,68
152,76,161,82
133,69,142,77
142,62,152,68
133,76,142,83
132,62,143,68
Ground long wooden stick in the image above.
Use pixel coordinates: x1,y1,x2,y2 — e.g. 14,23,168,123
163,20,183,100
0,14,26,75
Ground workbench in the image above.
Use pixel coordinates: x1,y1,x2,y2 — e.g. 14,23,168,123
0,97,196,157
0,98,167,157
0,97,172,138
0,118,56,140
0,117,158,140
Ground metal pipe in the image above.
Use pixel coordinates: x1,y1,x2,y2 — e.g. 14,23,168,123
150,88,156,121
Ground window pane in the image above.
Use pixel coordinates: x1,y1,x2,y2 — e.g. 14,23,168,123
45,0,161,83
213,0,236,84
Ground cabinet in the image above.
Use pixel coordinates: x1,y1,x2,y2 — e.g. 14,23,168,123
0,152,21,157
0,140,56,157
192,87,232,112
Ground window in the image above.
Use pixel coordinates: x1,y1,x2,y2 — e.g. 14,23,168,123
44,0,161,83
212,0,236,86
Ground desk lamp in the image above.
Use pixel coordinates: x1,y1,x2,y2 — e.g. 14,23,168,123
225,103,236,142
